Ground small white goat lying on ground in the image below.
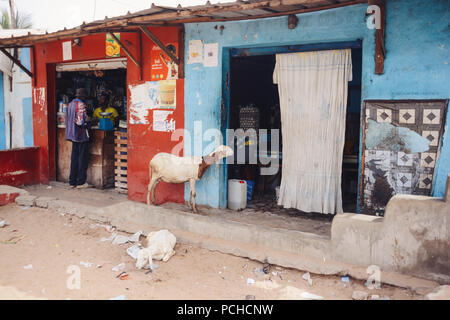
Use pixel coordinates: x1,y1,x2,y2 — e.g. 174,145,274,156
147,145,233,213
136,229,176,270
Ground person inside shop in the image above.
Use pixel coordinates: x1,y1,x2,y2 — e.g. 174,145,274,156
93,92,119,127
65,87,92,189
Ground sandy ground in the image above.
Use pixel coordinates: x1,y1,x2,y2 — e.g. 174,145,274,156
0,204,422,300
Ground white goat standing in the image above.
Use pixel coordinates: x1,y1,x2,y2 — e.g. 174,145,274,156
147,145,233,213
136,229,176,270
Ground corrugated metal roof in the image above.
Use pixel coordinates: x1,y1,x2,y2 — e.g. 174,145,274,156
0,0,367,47
0,29,45,39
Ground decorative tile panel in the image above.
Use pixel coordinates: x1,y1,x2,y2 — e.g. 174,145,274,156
362,100,447,215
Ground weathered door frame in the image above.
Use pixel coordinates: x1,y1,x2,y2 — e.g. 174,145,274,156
221,40,363,210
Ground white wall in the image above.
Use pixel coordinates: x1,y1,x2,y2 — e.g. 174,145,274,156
0,47,33,149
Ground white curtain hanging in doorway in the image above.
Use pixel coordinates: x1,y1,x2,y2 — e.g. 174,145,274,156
273,49,353,214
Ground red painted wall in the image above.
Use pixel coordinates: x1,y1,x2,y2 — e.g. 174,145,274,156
31,27,184,204
0,147,40,187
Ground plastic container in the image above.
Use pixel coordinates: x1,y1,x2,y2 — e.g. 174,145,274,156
245,180,254,202
228,179,247,210
57,112,66,127
99,118,114,131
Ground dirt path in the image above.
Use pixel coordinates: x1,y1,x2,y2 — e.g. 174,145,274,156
0,204,421,300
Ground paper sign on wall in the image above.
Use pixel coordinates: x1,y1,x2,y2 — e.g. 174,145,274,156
62,41,72,61
151,43,179,80
33,87,46,110
187,40,203,64
203,43,218,67
153,110,175,132
128,80,177,124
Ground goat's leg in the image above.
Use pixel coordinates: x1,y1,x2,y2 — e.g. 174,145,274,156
147,175,158,206
147,183,151,206
187,188,192,209
162,250,175,262
151,178,160,205
189,179,197,213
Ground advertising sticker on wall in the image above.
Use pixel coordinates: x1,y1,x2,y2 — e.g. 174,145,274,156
153,110,175,132
187,40,203,64
33,87,46,111
128,80,177,124
158,80,177,109
151,43,179,80
106,33,121,58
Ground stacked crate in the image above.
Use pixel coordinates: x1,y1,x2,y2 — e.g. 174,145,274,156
114,131,128,194
239,105,260,131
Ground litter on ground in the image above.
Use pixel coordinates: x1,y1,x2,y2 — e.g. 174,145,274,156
112,235,129,245
118,273,130,280
300,292,324,300
126,244,142,260
128,231,142,243
100,233,117,242
23,264,33,270
80,261,93,268
146,264,158,270
302,272,313,286
110,231,142,245
112,263,126,272
253,268,265,276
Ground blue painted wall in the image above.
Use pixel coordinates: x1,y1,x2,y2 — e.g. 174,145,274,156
19,48,34,147
0,72,5,150
185,3,372,208
184,0,450,208
362,0,450,198
19,48,31,72
22,97,33,147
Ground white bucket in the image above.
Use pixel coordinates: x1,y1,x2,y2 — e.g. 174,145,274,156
228,179,247,210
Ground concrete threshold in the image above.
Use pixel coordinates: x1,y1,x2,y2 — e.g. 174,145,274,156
14,194,439,294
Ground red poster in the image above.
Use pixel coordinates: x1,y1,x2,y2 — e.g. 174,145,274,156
150,42,179,81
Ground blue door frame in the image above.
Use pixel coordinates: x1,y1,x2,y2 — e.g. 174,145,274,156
221,39,363,212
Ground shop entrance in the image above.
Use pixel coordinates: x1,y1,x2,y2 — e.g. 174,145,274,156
226,46,362,216
227,54,282,209
54,59,127,190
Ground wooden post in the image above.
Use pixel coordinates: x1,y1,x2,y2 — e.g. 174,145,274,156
31,45,37,86
177,24,185,79
139,30,143,81
369,0,386,75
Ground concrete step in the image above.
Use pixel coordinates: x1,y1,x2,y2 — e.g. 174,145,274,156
0,185,28,206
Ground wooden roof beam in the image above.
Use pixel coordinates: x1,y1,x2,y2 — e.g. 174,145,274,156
138,25,180,65
0,47,33,78
107,32,141,69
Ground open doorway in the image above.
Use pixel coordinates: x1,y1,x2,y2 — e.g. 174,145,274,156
342,48,362,212
227,54,282,210
54,62,127,190
227,47,362,216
